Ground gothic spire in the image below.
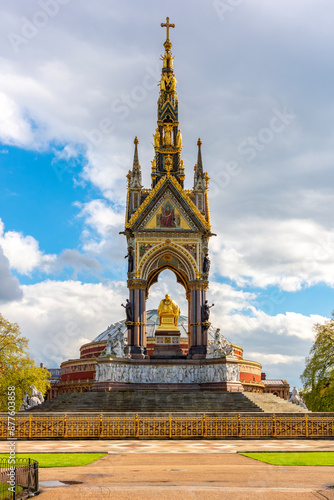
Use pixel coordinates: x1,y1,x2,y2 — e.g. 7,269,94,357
130,136,142,190
196,138,203,175
151,17,184,188
132,136,140,173
193,138,206,193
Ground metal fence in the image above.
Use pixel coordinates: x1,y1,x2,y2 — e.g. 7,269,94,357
0,458,38,499
0,413,333,439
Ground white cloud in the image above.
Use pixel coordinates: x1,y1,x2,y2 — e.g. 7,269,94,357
246,352,305,365
0,219,101,277
58,249,100,276
210,217,334,291
1,279,128,366
0,245,22,303
75,199,124,237
0,92,33,146
74,200,127,268
0,219,57,274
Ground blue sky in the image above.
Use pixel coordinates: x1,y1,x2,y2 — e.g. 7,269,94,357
1,0,334,388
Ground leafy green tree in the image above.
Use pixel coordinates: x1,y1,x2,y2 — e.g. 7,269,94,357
301,314,334,412
0,313,50,412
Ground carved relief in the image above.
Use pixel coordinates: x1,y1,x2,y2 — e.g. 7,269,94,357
96,360,240,384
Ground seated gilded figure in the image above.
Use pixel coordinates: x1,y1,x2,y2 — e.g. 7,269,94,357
157,294,181,331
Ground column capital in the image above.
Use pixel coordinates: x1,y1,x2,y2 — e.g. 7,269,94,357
127,279,148,290
188,280,209,291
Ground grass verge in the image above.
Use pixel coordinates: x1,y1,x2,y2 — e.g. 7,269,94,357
239,452,334,466
0,452,107,468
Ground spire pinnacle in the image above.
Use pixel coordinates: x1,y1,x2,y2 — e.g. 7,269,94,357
132,136,140,172
196,138,203,174
151,18,184,188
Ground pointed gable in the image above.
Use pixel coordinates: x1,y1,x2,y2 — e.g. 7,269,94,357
125,174,210,232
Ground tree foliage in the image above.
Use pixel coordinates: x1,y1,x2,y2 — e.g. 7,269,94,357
0,313,50,412
300,315,334,412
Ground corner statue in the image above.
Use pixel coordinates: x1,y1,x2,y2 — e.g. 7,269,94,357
158,294,181,328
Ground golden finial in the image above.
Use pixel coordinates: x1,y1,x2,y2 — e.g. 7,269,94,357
197,138,202,147
161,17,175,41
134,136,139,145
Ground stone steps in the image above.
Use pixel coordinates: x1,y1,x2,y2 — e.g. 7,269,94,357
29,391,263,413
244,392,308,413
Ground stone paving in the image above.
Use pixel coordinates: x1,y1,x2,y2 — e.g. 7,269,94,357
2,440,334,499
2,438,334,454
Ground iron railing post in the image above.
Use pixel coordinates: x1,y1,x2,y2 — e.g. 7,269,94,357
305,413,309,438
99,413,103,438
135,413,139,438
272,414,276,438
28,414,32,439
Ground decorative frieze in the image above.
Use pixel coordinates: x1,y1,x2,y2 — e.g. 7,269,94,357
95,359,239,384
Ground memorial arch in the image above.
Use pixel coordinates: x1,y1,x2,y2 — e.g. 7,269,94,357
122,18,213,359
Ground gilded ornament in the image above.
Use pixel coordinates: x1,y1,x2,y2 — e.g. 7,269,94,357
176,130,182,148
161,16,175,42
153,128,160,147
163,124,172,146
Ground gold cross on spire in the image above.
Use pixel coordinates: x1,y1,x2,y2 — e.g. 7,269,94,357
161,17,175,41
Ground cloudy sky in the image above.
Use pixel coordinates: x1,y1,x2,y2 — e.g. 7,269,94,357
1,0,334,388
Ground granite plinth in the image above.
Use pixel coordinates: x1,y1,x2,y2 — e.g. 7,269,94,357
152,329,183,358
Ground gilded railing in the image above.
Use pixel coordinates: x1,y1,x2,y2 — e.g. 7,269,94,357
0,413,333,439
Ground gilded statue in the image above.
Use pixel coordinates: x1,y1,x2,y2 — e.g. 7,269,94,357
160,75,166,91
176,129,182,148
157,294,181,328
164,124,172,146
169,75,177,91
153,128,160,147
161,51,174,69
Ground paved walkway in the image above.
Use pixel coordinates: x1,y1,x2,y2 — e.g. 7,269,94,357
2,440,334,499
2,438,334,453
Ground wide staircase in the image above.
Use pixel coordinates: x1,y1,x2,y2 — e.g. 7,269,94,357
243,392,308,413
28,391,305,413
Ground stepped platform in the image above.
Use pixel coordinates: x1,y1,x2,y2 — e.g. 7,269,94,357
244,392,308,413
28,391,305,413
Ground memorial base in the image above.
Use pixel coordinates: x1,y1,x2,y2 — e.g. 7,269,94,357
93,357,244,392
188,345,207,360
152,330,183,358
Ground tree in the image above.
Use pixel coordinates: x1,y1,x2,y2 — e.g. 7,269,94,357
0,313,50,412
300,314,334,412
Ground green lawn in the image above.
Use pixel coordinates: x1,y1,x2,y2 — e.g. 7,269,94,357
239,452,334,466
0,453,107,468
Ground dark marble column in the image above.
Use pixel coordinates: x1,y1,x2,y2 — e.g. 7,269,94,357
188,281,208,359
126,280,147,358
